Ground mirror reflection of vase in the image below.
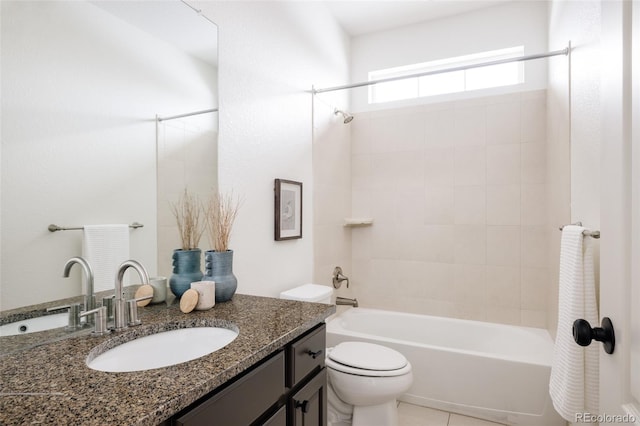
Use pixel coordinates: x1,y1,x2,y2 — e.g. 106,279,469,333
204,250,237,303
170,249,203,298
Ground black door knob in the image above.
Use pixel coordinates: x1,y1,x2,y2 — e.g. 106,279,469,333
572,317,615,354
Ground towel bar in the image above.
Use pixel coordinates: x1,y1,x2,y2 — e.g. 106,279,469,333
558,222,600,239
48,222,143,232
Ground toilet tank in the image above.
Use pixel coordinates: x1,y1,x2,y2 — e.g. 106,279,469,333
279,284,333,304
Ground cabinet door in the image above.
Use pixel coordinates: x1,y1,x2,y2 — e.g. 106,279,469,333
289,369,327,426
261,406,286,426
175,351,285,426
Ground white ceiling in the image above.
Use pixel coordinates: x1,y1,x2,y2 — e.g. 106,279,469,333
91,1,218,66
323,0,512,36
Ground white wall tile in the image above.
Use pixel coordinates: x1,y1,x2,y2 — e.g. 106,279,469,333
486,184,521,225
521,142,547,183
395,190,425,227
521,226,549,267
424,108,456,147
486,225,521,266
347,90,550,328
521,309,547,328
485,306,521,325
453,105,486,146
521,266,549,310
351,189,372,217
455,146,486,185
370,190,397,225
454,185,486,225
420,225,455,263
486,100,521,145
486,144,521,184
425,185,455,225
521,95,547,143
486,265,521,308
425,147,455,185
453,264,487,304
521,184,548,226
351,154,373,190
454,225,486,264
369,224,400,259
350,115,373,155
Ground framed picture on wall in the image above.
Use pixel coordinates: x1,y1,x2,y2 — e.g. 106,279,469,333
275,179,302,240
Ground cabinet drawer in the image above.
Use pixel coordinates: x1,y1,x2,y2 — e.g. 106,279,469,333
287,324,326,388
175,351,285,426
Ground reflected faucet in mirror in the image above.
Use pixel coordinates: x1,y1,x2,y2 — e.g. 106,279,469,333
63,257,95,323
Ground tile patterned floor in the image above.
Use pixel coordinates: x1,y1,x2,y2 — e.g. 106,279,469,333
399,402,506,426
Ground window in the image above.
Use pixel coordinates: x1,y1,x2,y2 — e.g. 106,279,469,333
368,46,525,104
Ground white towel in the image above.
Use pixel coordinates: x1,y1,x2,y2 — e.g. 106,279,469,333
82,224,130,292
549,225,599,421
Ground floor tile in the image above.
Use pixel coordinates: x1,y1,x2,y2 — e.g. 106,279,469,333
448,413,505,426
398,402,449,426
397,402,507,426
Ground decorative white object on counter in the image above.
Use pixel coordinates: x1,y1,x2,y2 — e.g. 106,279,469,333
149,276,167,303
191,281,215,310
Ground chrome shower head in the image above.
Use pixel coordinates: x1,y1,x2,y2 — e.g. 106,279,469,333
334,108,354,124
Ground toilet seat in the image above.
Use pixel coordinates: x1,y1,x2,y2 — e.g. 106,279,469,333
326,342,411,377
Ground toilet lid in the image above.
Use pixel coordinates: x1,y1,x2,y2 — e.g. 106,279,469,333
328,342,408,371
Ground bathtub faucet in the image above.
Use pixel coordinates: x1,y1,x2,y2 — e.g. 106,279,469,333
333,266,350,289
336,297,358,308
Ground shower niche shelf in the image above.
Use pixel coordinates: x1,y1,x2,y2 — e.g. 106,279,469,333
343,218,373,227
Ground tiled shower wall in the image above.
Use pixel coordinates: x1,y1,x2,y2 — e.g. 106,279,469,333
350,90,549,327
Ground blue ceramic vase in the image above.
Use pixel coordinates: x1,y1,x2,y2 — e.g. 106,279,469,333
204,250,237,303
170,249,203,298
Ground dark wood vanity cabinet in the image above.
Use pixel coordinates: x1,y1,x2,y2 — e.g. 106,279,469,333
171,323,327,426
289,368,327,426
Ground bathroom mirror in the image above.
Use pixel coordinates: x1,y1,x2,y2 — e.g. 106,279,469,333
0,1,218,314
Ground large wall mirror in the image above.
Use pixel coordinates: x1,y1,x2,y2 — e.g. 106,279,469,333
0,0,218,312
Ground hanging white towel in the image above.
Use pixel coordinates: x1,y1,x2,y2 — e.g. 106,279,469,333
549,225,599,421
82,224,130,292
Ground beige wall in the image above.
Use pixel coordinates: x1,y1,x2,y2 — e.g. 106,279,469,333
349,90,550,327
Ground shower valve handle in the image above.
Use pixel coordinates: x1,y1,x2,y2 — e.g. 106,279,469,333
572,317,615,354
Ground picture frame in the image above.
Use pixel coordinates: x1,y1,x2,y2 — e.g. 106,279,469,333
274,179,302,240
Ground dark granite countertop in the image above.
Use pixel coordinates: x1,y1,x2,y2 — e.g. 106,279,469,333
0,293,335,425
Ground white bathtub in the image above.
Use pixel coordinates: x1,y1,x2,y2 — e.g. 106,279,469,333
326,308,564,426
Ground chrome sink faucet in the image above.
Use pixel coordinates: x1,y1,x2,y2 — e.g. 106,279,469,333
113,260,150,330
63,257,95,321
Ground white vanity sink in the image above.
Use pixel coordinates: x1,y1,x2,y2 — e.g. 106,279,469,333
0,313,69,337
87,327,239,372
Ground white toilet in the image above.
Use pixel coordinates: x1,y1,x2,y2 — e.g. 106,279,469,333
280,284,414,426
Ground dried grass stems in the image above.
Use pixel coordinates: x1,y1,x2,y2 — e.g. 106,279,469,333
171,189,206,250
206,192,241,252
